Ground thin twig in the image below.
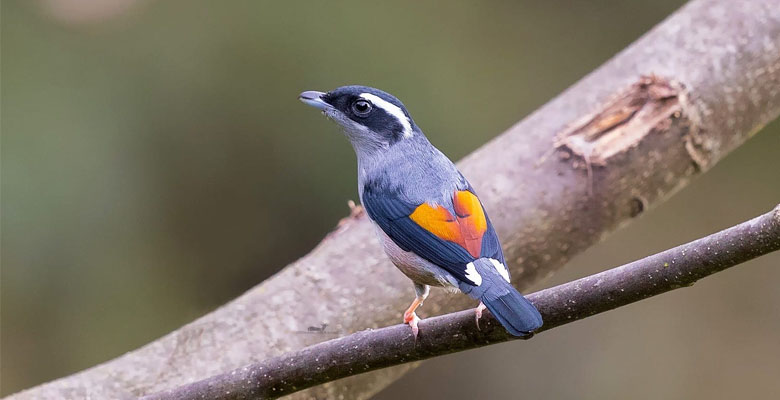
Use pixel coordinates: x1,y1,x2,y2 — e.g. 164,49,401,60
144,205,780,400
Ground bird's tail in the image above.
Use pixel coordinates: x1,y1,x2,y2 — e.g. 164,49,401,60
459,258,543,336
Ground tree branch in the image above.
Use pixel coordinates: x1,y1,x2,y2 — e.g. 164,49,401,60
143,205,780,400
9,0,780,399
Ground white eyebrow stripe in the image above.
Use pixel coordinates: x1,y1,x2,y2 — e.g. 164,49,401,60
359,92,413,138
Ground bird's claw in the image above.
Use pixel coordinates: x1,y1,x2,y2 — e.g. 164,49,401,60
475,302,486,330
404,311,421,339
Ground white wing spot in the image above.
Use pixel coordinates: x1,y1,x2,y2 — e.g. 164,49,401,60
464,262,482,286
489,258,510,283
360,93,413,138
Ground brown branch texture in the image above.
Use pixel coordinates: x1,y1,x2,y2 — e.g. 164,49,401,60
145,206,780,399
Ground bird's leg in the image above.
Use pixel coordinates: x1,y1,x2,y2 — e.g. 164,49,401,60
474,302,487,330
403,283,429,338
402,299,422,337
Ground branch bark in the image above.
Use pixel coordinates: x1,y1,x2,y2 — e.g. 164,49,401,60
142,205,780,400
8,0,780,399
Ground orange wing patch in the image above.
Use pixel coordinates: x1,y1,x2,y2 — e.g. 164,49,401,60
453,190,488,255
409,190,487,258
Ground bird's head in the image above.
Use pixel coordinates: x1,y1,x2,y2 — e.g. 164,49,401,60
299,85,417,154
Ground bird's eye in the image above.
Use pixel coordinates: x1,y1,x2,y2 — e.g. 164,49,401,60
351,99,372,116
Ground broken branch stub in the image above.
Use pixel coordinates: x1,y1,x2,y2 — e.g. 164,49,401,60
555,75,708,170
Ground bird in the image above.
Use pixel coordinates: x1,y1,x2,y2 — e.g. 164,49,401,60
299,85,542,338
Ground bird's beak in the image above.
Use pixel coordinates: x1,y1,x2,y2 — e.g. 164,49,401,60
298,90,330,111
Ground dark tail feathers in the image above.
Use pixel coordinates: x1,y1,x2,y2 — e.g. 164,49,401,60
459,258,543,336
482,289,542,336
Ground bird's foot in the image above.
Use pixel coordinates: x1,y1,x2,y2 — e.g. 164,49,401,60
475,302,487,330
403,310,421,338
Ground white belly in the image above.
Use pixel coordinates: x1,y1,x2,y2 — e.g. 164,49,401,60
372,223,458,288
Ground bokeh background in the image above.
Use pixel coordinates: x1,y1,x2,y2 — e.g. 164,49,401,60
2,0,779,398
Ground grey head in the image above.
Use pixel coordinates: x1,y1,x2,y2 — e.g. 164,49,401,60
298,85,419,156
299,85,464,207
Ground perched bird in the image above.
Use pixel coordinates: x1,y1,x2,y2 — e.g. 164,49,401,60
299,86,542,337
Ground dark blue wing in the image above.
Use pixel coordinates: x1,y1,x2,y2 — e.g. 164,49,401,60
362,182,504,286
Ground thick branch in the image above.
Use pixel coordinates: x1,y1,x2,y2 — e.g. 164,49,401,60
9,0,780,399
145,206,780,400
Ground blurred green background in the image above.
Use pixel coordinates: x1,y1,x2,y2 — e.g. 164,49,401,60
2,0,779,398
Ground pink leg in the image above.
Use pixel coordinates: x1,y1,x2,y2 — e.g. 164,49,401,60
403,297,423,338
475,302,487,330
